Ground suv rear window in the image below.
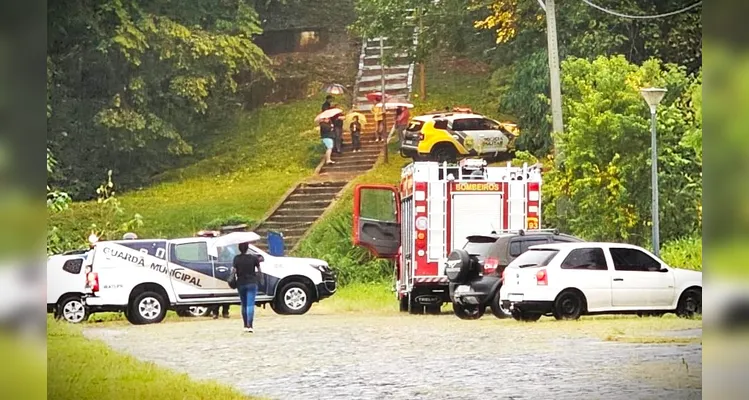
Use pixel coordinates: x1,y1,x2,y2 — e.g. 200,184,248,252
406,121,424,132
462,236,497,256
507,249,558,268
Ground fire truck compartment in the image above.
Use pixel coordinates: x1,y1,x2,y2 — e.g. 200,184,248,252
450,193,504,250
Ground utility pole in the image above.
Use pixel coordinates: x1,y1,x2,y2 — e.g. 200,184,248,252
543,0,564,161
418,7,426,100
380,37,388,163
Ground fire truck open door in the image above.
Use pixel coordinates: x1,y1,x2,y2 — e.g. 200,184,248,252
353,184,401,258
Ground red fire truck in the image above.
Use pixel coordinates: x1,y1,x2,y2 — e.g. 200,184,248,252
353,158,543,314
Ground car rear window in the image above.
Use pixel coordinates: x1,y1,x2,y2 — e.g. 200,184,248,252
507,249,559,268
462,236,497,256
407,121,424,132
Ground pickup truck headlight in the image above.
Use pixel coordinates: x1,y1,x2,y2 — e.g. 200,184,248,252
312,264,330,273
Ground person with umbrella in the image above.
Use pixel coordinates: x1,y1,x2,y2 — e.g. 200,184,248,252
322,95,333,112
319,117,336,165
331,104,344,153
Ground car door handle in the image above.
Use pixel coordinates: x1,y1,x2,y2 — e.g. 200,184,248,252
216,267,228,273
613,278,623,282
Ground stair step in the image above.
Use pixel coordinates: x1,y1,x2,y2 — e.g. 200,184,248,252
358,74,409,83
320,164,373,173
281,199,334,207
273,208,328,217
358,82,409,93
264,214,321,223
255,226,310,237
285,192,338,202
361,65,410,73
326,159,377,168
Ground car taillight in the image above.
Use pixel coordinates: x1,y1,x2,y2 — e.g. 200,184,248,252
483,257,499,276
536,269,548,286
87,271,99,292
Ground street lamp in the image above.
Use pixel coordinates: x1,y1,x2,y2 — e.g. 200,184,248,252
640,87,667,257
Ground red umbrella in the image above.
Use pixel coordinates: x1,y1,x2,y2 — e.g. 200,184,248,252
366,92,393,103
314,108,344,123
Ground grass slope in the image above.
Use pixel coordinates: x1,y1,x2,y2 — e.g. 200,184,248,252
47,319,257,399
49,98,326,243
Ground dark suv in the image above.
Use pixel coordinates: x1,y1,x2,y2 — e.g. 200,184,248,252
445,229,584,319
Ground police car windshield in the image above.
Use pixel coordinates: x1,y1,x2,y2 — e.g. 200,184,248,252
507,249,558,268
462,236,496,256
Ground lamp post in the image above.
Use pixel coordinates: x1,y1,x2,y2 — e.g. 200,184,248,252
640,87,667,257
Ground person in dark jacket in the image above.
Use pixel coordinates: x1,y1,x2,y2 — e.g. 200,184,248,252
319,118,336,165
211,304,230,319
321,95,333,112
350,115,362,152
232,242,262,333
331,111,344,153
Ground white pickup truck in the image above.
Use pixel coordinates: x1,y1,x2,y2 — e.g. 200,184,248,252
47,236,337,324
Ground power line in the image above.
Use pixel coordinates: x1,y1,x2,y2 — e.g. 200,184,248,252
580,0,702,19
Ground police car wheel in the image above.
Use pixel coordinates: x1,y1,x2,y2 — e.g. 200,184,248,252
129,291,167,324
188,306,210,317
57,296,89,324
277,283,312,315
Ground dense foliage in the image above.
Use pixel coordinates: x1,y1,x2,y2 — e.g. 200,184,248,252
541,56,702,245
47,0,273,199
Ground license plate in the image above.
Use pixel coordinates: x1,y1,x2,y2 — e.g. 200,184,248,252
405,140,415,145
455,285,470,294
509,294,524,302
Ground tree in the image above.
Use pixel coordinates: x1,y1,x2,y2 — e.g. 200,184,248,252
541,55,701,246
47,0,273,198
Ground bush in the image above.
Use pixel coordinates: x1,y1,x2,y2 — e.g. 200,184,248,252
661,236,702,271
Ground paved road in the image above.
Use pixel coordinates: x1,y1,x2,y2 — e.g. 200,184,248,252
83,312,702,400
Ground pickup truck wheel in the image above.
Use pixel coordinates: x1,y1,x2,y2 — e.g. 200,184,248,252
676,288,702,318
452,302,484,320
57,296,89,324
511,309,542,322
277,282,312,315
129,291,167,325
490,290,511,319
188,306,210,317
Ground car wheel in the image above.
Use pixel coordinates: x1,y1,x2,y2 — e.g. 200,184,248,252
57,296,89,324
636,311,665,318
188,306,211,317
129,291,167,325
553,290,585,320
277,282,312,315
452,302,484,320
511,308,542,322
431,144,457,164
676,288,702,318
490,290,511,319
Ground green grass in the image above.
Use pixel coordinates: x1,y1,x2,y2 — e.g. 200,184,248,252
47,318,259,400
48,98,327,244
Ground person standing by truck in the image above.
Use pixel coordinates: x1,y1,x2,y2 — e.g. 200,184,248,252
232,242,262,333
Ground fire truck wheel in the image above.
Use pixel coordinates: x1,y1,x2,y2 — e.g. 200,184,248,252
445,249,473,283
452,303,484,320
407,294,425,314
399,296,409,312
425,304,442,315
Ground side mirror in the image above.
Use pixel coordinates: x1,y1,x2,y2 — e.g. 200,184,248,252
659,267,668,273
258,255,265,262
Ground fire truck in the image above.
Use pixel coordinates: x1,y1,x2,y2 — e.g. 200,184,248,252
353,158,543,314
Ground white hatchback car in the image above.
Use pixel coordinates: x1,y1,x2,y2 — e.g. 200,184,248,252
499,242,702,321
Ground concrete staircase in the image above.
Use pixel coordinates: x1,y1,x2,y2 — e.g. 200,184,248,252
252,35,416,253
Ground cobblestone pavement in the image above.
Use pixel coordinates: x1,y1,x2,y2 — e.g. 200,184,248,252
83,312,702,400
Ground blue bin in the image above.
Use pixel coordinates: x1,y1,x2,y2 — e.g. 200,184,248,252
267,231,285,257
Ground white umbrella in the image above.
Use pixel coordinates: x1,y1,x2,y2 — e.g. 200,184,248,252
314,108,344,123
207,231,261,257
375,102,414,110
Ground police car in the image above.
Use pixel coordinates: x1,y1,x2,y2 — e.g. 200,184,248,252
48,233,337,324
